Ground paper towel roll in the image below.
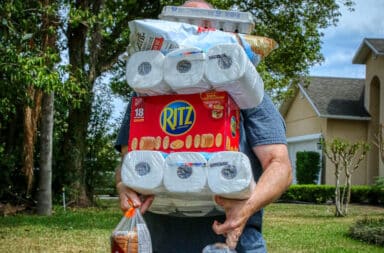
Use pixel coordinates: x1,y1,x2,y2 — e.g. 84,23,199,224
121,150,165,195
207,151,255,199
163,47,211,94
163,152,208,194
126,50,172,95
205,44,264,109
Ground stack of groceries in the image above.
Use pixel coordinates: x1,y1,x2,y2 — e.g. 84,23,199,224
121,6,278,217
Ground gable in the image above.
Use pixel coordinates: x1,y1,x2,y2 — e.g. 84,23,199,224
353,38,384,64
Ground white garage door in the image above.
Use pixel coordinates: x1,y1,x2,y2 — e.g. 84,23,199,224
287,133,322,184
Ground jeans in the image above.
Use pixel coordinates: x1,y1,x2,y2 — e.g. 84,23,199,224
236,226,267,253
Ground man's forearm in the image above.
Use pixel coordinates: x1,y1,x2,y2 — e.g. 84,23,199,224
245,159,292,215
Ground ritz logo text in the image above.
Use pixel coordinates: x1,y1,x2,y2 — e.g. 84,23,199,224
160,100,195,136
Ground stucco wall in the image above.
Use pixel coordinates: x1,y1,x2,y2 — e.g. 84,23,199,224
324,119,370,185
285,91,326,137
364,53,384,178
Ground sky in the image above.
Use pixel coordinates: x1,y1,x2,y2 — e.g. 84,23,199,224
309,0,384,78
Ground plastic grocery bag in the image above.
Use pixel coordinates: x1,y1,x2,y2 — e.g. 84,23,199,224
110,204,152,253
202,243,237,253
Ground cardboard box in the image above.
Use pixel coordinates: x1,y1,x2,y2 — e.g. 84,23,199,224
128,91,239,153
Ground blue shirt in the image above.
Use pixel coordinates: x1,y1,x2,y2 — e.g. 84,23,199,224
115,93,287,253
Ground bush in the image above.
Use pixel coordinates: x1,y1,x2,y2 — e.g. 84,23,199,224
296,151,320,184
280,184,334,204
349,217,384,246
279,184,383,205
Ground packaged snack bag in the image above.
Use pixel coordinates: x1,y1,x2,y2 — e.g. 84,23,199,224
111,204,152,253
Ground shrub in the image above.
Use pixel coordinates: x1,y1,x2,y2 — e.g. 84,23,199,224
279,184,383,205
280,184,334,204
296,151,320,184
349,217,384,246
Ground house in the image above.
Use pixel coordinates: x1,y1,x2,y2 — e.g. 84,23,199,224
280,38,384,185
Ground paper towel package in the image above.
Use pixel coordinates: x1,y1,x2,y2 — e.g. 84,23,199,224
126,50,172,96
121,150,165,195
163,152,208,194
163,47,211,94
128,91,240,153
205,44,264,109
207,151,255,199
149,194,215,217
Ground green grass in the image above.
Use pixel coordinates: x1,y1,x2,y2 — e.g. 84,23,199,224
264,203,384,253
0,201,383,252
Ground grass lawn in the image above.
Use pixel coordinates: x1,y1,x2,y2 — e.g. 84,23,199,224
0,200,383,252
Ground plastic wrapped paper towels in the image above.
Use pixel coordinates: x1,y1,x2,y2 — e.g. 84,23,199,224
163,47,211,94
205,44,264,109
121,151,165,195
126,50,172,96
149,194,215,217
127,19,262,65
163,152,209,194
207,151,255,199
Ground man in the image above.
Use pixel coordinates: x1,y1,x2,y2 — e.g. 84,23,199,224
115,1,292,252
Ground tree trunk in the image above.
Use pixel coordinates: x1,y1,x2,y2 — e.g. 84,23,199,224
35,0,58,215
63,102,92,207
37,92,54,215
22,87,43,194
334,165,343,217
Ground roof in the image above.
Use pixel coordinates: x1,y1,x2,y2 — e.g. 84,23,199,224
280,77,371,120
352,38,384,64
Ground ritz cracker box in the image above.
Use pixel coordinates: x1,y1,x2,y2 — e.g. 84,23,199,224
128,91,240,153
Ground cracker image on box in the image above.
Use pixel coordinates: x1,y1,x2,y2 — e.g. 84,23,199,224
128,91,240,153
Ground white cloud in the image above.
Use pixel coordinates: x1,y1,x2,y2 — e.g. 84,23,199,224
335,0,384,36
310,0,383,78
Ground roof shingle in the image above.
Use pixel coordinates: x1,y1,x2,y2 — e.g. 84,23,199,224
300,77,370,119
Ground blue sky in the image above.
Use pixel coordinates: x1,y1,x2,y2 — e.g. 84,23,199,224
309,0,384,78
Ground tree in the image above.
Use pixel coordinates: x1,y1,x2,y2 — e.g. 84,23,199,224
36,0,58,215
60,0,162,206
372,123,384,164
0,0,77,214
322,138,370,217
0,0,62,196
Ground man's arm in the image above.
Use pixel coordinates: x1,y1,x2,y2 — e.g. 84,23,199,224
212,143,292,248
116,145,154,213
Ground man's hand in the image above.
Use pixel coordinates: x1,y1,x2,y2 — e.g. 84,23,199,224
212,195,253,249
116,182,154,214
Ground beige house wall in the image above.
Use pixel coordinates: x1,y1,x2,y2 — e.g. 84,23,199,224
364,53,384,178
323,119,370,185
285,91,325,138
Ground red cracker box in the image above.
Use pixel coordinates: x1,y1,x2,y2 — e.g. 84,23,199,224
128,91,240,153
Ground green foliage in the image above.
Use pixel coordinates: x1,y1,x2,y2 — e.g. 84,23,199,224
84,82,120,200
349,217,384,247
280,184,334,204
296,151,321,184
280,184,384,205
372,177,384,205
